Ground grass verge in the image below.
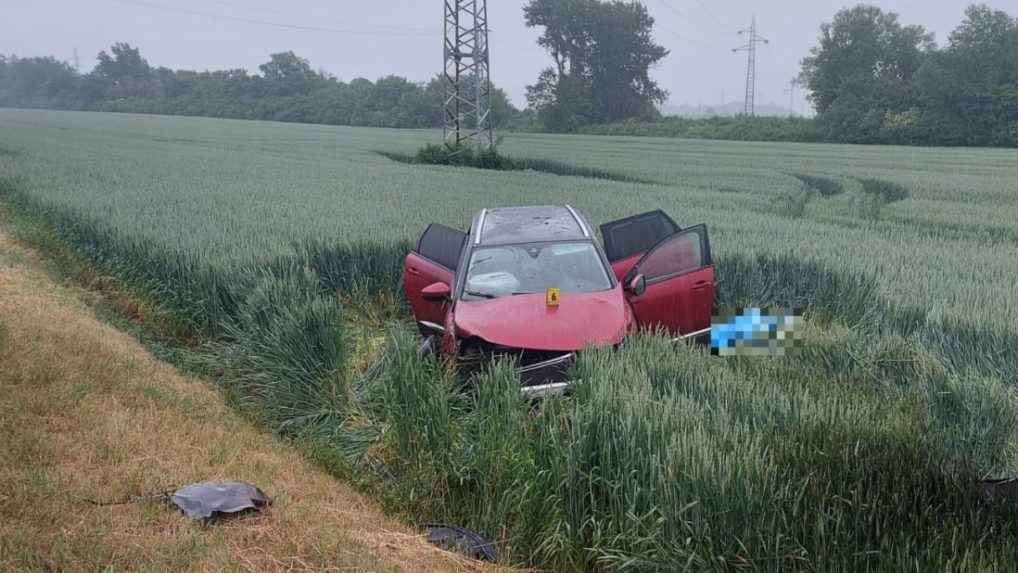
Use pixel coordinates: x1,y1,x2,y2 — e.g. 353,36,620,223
0,229,490,573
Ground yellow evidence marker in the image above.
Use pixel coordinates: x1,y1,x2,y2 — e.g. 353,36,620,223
546,287,561,307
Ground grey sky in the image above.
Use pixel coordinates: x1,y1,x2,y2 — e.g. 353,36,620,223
0,0,1005,111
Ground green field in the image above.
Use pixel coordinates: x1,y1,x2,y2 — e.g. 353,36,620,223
2,109,1016,328
2,108,1018,570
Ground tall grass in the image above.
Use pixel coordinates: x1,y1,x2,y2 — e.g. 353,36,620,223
3,109,1016,331
213,266,349,429
860,178,910,203
350,258,1018,569
792,173,844,197
360,327,1018,570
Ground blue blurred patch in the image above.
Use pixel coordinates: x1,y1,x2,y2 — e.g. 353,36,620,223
711,308,803,357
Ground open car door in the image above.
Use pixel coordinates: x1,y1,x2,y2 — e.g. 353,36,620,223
600,210,681,281
404,224,465,330
623,225,714,336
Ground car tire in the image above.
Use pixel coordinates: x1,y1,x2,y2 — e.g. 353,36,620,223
418,335,439,359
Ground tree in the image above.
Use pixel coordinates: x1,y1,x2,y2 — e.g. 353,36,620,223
799,5,934,142
93,43,152,84
525,0,668,131
0,55,79,108
526,69,597,132
258,52,322,97
916,5,1018,146
0,44,523,131
82,43,158,109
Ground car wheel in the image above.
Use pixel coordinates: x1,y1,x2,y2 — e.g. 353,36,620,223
418,335,439,358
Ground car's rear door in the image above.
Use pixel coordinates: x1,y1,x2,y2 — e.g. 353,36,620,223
404,224,465,327
600,210,681,281
624,225,715,336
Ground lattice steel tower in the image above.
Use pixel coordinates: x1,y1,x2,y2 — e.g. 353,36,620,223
444,0,494,151
733,16,768,116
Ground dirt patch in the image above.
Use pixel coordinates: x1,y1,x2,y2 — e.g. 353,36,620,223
0,231,493,572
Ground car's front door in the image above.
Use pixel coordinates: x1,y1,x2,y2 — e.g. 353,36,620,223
623,225,714,336
600,210,681,281
404,224,465,329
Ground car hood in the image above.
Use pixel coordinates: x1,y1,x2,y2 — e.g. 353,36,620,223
453,288,631,352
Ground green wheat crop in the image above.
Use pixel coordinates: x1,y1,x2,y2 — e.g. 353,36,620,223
2,108,1018,570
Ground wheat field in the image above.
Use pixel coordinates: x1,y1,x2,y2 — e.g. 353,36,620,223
2,108,1018,570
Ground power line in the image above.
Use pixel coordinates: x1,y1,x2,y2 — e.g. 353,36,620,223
489,30,542,55
655,21,726,52
200,0,433,33
654,0,726,35
690,0,732,32
110,0,440,37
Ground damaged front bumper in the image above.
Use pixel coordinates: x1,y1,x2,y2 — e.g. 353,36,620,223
455,336,577,397
517,353,575,397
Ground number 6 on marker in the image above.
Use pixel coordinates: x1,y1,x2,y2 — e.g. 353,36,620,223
546,287,560,307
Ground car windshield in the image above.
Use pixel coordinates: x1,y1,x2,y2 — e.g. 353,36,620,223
462,242,612,300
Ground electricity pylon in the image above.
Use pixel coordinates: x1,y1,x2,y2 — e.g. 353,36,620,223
732,16,768,117
443,0,493,151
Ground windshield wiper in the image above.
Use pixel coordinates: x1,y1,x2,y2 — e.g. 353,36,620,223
463,290,497,299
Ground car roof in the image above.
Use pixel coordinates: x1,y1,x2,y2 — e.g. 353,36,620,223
472,205,592,247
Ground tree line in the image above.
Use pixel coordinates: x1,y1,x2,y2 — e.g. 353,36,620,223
0,45,523,130
523,1,1016,147
799,4,1018,146
1,2,1015,147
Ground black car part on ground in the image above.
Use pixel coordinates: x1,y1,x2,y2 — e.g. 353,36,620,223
425,523,498,562
170,481,272,522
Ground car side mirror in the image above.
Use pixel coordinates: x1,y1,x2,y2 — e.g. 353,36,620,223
422,282,452,302
626,274,646,297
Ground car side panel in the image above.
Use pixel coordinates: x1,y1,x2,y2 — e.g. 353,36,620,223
623,225,715,336
627,267,715,335
404,252,454,327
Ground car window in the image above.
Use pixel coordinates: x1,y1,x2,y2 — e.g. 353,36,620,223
600,210,680,262
636,230,705,282
416,224,465,271
463,242,612,300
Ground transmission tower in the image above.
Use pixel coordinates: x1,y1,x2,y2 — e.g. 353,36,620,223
732,16,768,116
785,81,797,117
443,0,493,151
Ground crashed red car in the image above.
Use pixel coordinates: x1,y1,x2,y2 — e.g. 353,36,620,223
403,206,715,393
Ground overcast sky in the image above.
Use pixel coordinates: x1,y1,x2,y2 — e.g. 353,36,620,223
0,0,1005,112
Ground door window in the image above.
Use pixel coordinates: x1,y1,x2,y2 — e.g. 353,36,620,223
600,210,680,262
631,225,710,284
416,224,466,271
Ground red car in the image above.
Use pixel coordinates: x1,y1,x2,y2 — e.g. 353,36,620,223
403,206,715,393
